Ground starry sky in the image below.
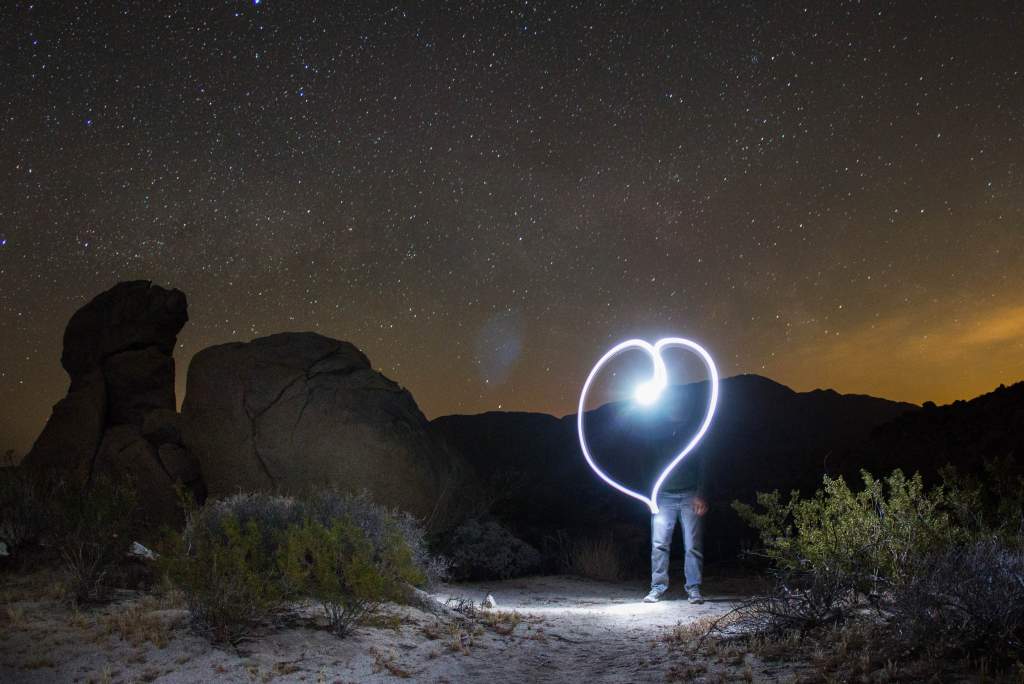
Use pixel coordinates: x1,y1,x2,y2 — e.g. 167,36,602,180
2,1,1023,456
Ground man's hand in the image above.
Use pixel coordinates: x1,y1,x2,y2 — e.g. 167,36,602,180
692,496,708,516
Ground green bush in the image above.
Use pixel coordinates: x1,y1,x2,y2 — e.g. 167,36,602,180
279,516,424,636
733,470,955,594
730,464,1024,665
161,490,439,643
301,490,448,586
938,456,1024,543
160,509,285,645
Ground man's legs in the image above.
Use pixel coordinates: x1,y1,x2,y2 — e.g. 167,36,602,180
650,494,680,595
679,492,705,592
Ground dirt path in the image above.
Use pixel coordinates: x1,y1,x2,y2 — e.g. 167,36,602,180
0,574,747,683
431,575,743,683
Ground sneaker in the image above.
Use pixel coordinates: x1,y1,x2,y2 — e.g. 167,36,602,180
687,587,704,604
642,589,664,603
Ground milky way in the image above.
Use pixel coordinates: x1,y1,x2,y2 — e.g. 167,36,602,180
2,1,1023,454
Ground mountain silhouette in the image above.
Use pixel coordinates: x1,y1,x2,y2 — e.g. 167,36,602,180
431,374,918,562
849,379,1024,486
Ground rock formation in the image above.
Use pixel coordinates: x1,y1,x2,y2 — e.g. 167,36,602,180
24,280,203,525
181,331,462,524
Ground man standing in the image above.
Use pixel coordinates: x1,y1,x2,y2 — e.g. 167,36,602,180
642,411,708,604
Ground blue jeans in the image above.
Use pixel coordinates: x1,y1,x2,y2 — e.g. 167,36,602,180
651,491,704,593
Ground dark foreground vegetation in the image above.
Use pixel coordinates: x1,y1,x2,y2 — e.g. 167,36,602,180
3,456,1024,681
665,457,1024,681
4,372,1024,681
1,468,448,646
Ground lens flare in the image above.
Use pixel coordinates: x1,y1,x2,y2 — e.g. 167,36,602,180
634,380,663,406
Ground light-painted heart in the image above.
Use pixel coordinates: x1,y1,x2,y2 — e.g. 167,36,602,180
577,337,719,514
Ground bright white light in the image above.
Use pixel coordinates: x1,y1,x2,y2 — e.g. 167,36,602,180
634,380,663,406
577,337,719,514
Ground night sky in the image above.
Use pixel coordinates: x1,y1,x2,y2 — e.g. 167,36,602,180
2,1,1023,455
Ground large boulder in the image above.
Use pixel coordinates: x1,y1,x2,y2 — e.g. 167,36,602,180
23,281,202,527
182,332,460,522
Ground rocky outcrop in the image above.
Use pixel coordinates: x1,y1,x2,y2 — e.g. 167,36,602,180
24,280,202,526
181,332,462,524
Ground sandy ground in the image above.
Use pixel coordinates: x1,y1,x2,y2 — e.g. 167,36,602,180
429,575,746,682
0,573,757,683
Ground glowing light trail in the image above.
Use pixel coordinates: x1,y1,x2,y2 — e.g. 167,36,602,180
577,337,719,514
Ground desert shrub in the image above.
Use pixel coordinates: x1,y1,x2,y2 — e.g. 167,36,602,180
0,466,57,552
733,470,955,599
442,517,541,581
939,457,1024,542
892,538,1024,657
301,490,448,586
159,493,296,644
1,468,141,600
279,516,424,636
162,490,442,643
728,465,1024,665
50,474,139,604
159,507,286,645
187,492,303,557
730,471,956,635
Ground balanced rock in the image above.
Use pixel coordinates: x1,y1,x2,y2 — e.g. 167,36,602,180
60,280,187,376
24,280,201,526
182,332,455,520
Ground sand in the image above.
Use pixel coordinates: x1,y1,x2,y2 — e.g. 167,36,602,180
0,574,753,683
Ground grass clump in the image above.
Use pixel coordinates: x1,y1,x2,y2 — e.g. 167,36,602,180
548,531,624,581
103,603,177,648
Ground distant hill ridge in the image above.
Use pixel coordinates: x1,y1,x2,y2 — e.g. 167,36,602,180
854,379,1024,483
432,374,1024,559
430,374,921,559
